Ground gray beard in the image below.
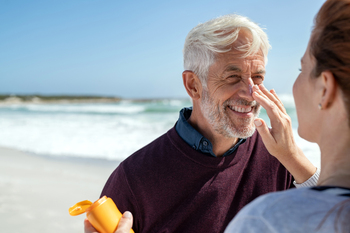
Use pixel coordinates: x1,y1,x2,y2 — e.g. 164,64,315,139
200,89,260,139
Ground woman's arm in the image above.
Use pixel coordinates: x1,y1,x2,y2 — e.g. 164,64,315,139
252,84,317,184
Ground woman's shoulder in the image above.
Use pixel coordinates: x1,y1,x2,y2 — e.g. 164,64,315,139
225,187,349,233
239,188,308,215
240,187,345,215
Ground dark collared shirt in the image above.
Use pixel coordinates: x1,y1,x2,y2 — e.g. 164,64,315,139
175,107,246,157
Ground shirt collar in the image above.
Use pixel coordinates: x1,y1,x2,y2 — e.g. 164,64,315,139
175,107,246,157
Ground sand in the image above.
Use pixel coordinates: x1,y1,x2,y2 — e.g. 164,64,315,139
0,146,120,233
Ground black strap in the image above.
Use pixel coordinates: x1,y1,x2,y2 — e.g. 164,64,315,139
311,186,350,197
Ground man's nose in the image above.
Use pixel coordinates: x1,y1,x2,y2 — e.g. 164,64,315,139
238,78,254,101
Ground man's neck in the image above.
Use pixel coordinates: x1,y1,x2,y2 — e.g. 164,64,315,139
188,110,238,157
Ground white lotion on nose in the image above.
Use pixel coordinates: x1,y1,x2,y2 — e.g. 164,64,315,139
248,78,254,96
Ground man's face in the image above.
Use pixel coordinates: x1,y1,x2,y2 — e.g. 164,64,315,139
200,40,265,139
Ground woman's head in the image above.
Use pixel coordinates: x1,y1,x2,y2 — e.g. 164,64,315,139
311,0,350,83
311,0,350,121
293,0,350,141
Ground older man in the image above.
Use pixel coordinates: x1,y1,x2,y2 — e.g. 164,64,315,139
85,14,317,233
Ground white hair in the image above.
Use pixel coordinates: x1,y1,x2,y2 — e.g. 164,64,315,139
183,14,271,87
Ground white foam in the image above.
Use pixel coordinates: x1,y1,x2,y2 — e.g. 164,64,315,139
278,93,295,108
293,129,321,168
0,103,179,160
0,100,321,164
4,103,146,114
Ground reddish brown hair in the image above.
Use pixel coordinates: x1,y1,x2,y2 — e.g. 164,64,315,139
311,2,350,232
311,0,350,119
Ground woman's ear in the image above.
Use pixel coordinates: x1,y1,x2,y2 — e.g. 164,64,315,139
182,71,202,100
319,70,337,109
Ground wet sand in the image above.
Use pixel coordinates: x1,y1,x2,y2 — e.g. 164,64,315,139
0,146,119,233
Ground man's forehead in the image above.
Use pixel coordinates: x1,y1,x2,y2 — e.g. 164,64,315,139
222,63,266,74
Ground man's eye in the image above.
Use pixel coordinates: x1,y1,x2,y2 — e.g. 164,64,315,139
299,68,302,72
228,75,239,79
253,75,263,79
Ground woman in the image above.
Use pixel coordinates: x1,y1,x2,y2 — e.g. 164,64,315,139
225,0,350,232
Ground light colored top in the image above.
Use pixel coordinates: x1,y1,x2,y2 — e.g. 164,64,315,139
225,187,350,233
293,167,320,188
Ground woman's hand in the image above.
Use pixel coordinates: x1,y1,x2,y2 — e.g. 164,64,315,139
252,84,297,158
84,211,133,233
252,84,316,184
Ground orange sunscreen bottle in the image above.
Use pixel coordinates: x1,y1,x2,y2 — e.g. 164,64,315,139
69,196,134,233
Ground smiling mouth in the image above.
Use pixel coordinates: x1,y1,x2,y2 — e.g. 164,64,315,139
228,105,253,113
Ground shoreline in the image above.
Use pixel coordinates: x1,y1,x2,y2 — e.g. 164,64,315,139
0,146,119,233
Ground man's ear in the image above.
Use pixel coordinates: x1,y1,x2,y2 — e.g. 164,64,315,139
182,71,202,100
319,70,337,109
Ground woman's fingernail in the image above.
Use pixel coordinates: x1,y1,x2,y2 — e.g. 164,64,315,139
123,211,132,219
254,119,262,127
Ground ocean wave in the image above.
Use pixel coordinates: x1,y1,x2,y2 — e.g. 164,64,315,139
2,103,158,115
0,95,320,164
0,110,178,160
278,94,295,108
1,99,191,115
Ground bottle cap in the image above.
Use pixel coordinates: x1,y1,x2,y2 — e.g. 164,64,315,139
86,196,108,212
68,200,93,216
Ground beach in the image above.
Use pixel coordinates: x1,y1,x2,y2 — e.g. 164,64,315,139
0,146,119,233
0,99,187,232
0,97,321,232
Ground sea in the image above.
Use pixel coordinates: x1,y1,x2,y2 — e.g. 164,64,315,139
0,95,320,167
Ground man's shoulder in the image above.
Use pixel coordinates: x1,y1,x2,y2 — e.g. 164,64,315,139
129,126,181,156
118,127,180,171
130,128,173,155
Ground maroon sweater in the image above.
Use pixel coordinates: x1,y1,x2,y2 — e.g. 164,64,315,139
101,127,293,233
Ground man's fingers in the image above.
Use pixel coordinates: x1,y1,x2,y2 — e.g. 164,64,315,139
115,211,133,233
84,218,98,233
84,212,133,233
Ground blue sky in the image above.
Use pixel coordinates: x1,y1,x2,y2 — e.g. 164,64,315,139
0,0,325,99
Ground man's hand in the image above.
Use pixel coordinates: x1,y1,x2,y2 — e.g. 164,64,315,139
84,211,133,233
252,84,316,184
